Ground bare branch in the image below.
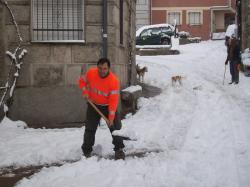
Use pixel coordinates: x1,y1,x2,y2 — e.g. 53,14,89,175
0,0,28,117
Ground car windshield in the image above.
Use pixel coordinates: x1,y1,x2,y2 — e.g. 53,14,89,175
140,27,161,37
161,26,173,33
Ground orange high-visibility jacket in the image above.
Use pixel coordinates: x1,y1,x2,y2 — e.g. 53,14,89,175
78,67,120,121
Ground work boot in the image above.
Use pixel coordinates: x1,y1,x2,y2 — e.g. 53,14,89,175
115,149,125,160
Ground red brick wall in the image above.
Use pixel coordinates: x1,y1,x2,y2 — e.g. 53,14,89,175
152,9,211,40
151,0,236,40
152,0,230,7
152,10,166,24
177,10,211,40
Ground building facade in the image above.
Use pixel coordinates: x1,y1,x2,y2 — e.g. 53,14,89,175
151,0,236,40
0,0,137,127
136,0,151,30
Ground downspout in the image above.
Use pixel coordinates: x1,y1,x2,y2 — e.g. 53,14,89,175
102,0,108,58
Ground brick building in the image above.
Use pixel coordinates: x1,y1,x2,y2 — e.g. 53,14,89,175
151,0,236,40
0,0,137,127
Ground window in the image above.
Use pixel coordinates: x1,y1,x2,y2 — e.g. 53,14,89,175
168,12,181,25
140,27,161,37
140,29,152,37
161,26,173,35
32,0,84,42
188,11,202,25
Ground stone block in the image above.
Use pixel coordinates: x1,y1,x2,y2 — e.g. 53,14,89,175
110,3,118,26
8,86,87,127
72,45,101,63
66,64,86,85
25,45,51,64
5,5,30,25
85,25,102,43
121,86,142,116
52,46,72,64
16,63,31,87
86,5,102,24
32,64,65,86
6,25,30,43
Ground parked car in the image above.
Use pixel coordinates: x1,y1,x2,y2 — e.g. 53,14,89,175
136,24,176,45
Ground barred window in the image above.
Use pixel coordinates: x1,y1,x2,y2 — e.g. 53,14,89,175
32,0,84,42
168,12,181,25
188,12,202,25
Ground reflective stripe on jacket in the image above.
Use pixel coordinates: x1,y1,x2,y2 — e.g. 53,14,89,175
78,67,120,121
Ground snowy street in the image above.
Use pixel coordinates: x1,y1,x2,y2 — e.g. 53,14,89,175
1,40,250,187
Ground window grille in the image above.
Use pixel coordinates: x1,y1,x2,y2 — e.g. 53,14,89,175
168,12,181,25
188,12,201,25
32,0,84,42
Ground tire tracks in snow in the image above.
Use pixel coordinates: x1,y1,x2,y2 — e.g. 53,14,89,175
195,70,250,187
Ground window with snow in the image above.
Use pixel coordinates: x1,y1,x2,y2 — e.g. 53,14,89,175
168,12,181,25
188,12,202,25
32,0,84,42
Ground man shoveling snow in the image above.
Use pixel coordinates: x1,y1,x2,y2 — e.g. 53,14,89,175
78,58,125,160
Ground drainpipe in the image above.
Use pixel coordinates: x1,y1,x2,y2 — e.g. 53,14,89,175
102,0,108,58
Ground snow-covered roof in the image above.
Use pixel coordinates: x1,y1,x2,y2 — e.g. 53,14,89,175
136,24,175,37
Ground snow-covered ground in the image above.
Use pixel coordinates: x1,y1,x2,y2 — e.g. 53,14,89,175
1,40,250,187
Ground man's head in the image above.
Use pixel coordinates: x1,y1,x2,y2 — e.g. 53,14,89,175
97,58,111,78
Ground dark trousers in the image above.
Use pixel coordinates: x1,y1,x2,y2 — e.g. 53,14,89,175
229,60,239,83
82,103,125,154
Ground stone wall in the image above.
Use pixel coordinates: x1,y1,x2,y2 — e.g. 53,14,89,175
0,0,136,127
241,0,250,50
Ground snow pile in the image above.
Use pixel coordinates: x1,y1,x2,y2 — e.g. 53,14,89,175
1,41,250,187
241,48,250,66
178,31,190,38
171,36,180,50
212,32,226,40
136,45,171,49
0,116,27,129
122,85,142,93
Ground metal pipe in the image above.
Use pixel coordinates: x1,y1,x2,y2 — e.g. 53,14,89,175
102,0,108,58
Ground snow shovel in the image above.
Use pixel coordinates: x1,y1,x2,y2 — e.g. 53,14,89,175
86,99,136,141
222,64,227,85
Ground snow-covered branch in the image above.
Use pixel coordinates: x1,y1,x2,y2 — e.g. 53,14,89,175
0,0,28,118
1,0,23,44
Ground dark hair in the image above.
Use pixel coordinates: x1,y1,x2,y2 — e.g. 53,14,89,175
97,58,110,68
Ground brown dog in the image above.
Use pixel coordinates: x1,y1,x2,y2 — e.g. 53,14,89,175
136,64,148,82
171,75,184,87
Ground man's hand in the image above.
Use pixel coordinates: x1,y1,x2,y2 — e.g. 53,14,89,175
237,64,241,71
108,119,114,127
